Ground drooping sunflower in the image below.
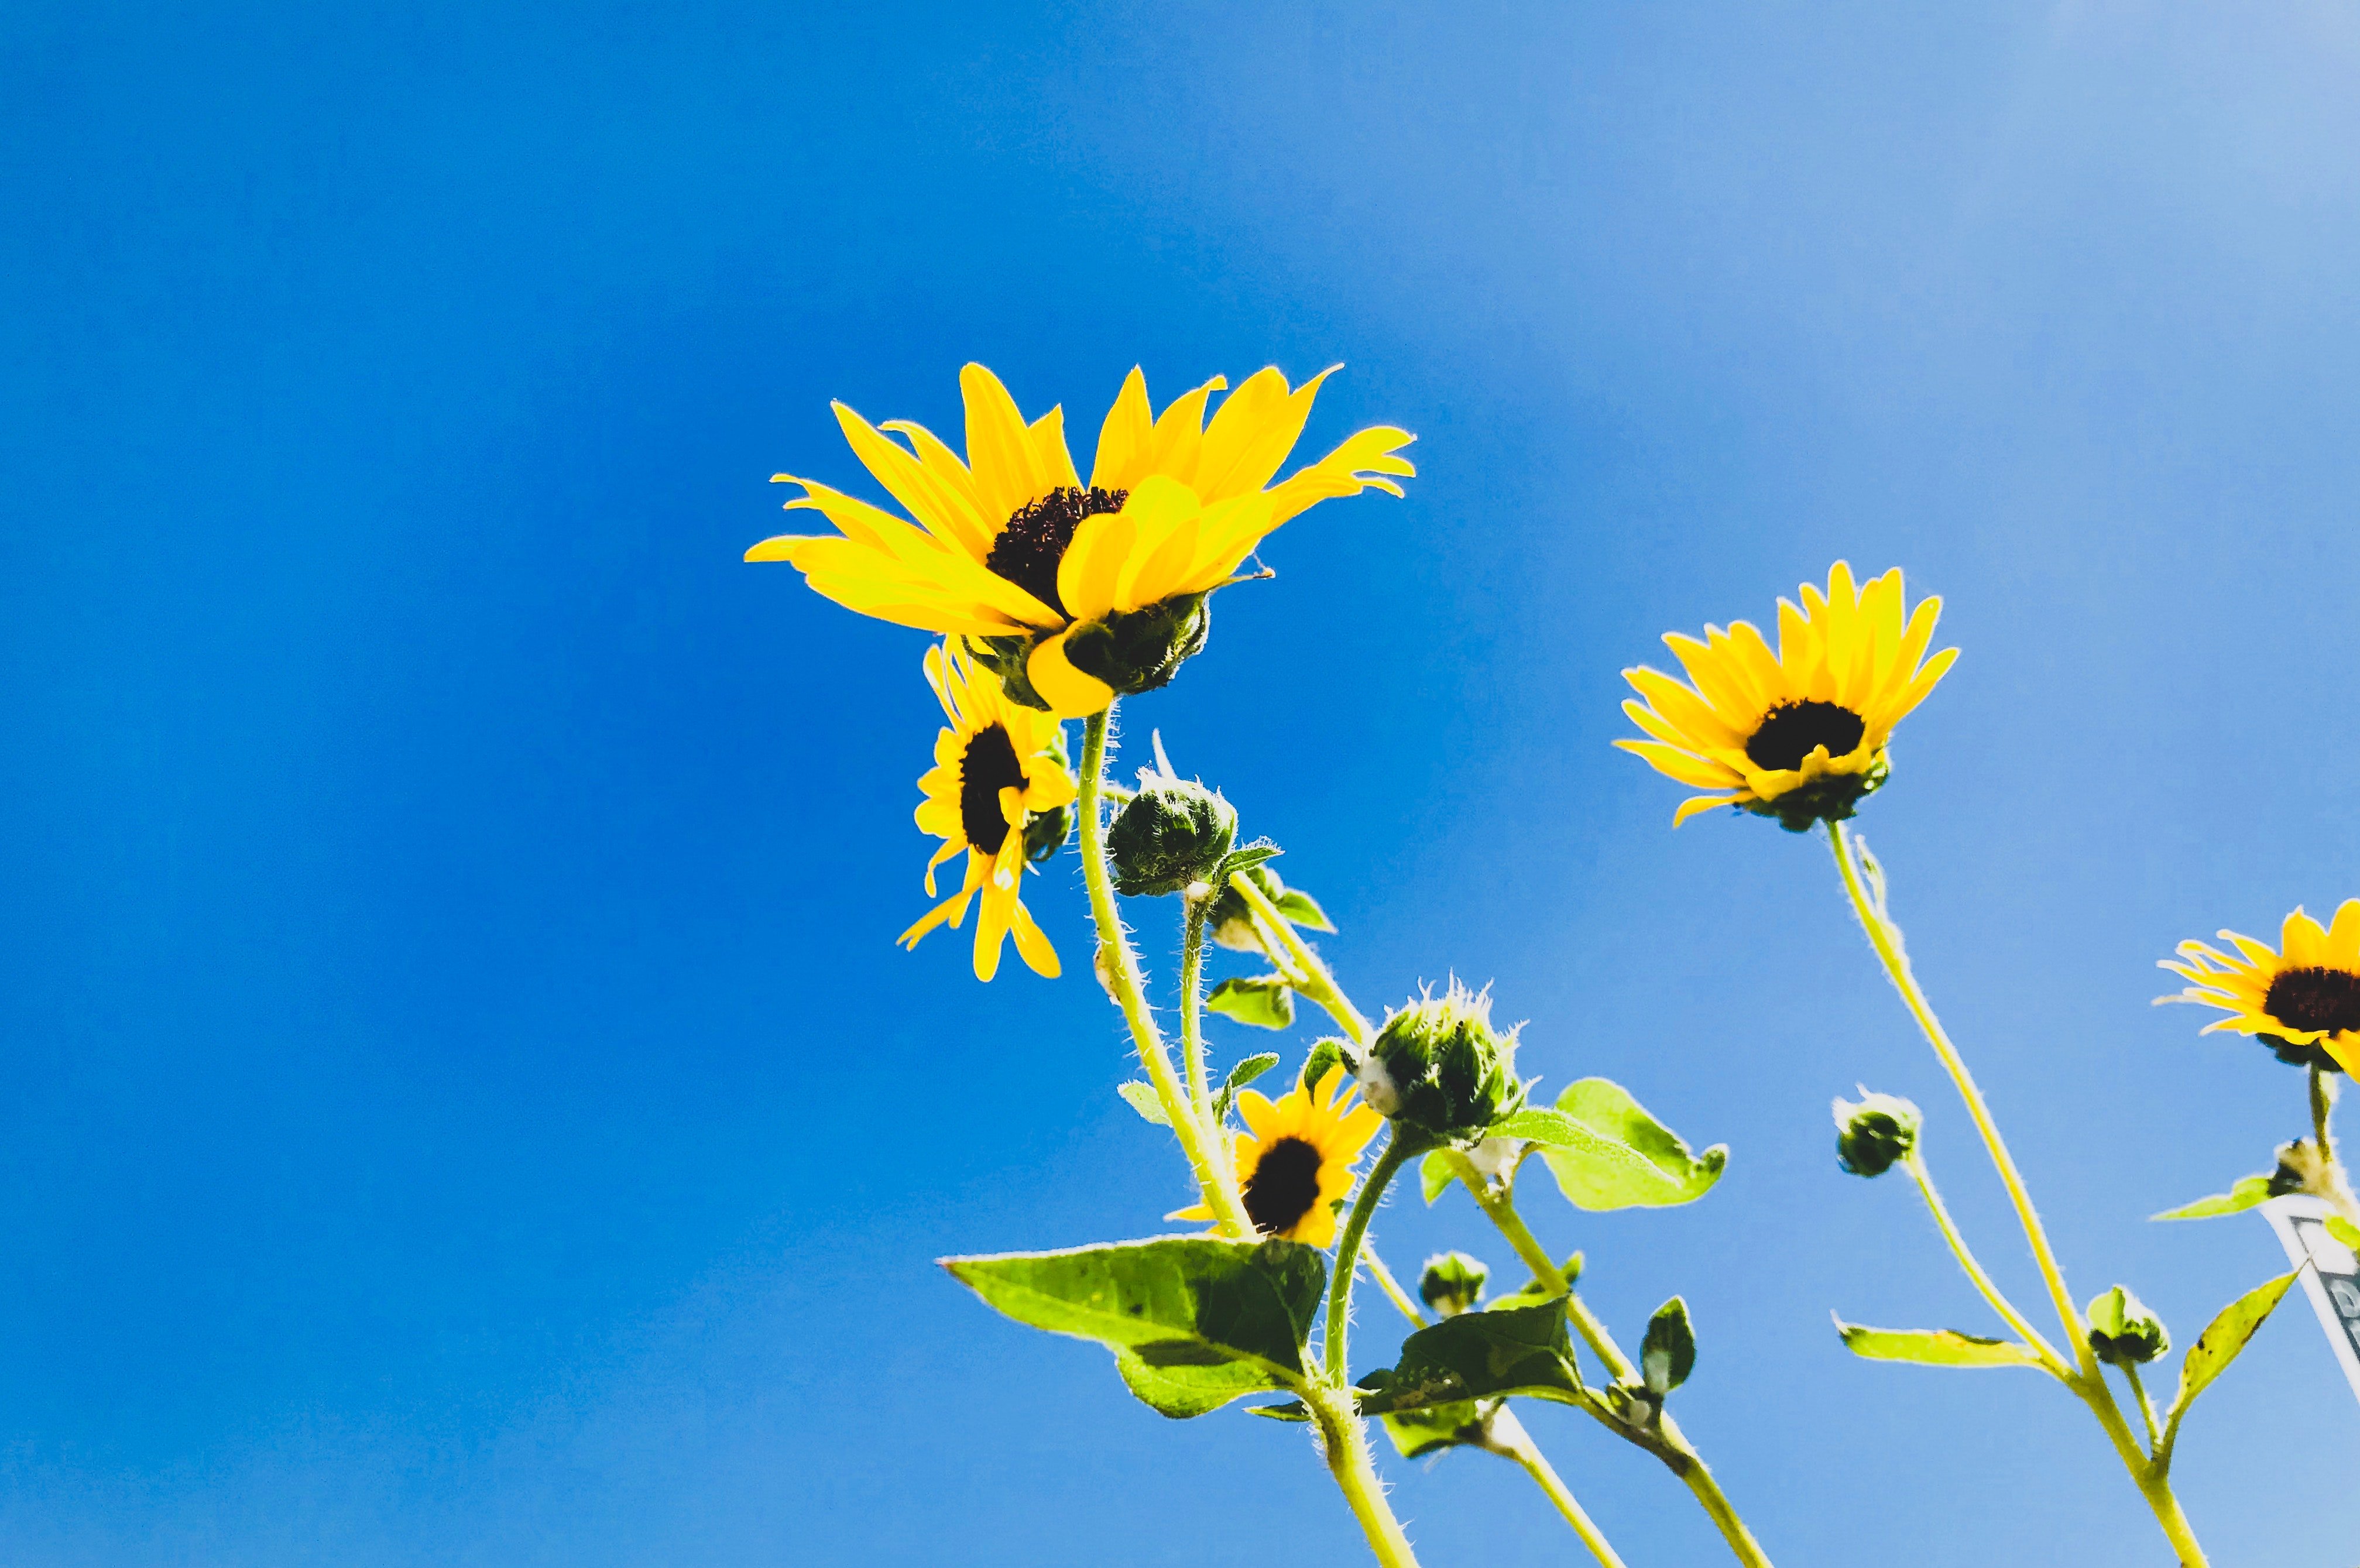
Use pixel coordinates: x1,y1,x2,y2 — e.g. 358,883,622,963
746,363,1415,717
1615,561,1959,830
1171,1065,1384,1247
2158,902,2360,1075
897,641,1077,982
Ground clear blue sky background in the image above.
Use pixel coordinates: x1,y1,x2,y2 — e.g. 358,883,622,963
4,3,2356,1563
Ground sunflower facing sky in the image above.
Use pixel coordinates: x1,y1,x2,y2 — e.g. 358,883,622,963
746,363,1415,717
897,641,1076,982
1172,1065,1384,1247
2159,902,2360,1075
1616,561,1959,830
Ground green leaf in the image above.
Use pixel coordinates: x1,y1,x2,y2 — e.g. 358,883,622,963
2329,1216,2360,1251
1503,1079,1728,1210
1225,1053,1280,1092
1833,1316,2046,1369
1490,1253,1584,1310
1117,1082,1171,1127
1216,840,1283,880
2165,1270,2299,1431
2151,1174,2275,1221
1356,1298,1585,1416
1642,1297,1696,1394
1380,1401,1490,1459
1272,888,1335,932
944,1237,1326,1417
1299,1038,1346,1093
1208,976,1295,1030
1419,1149,1456,1204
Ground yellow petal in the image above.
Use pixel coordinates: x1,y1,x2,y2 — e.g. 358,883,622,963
961,363,1053,524
1672,792,1744,826
1090,367,1156,491
1025,630,1115,718
1010,899,1060,978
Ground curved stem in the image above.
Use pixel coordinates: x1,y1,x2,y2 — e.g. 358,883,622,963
2125,1364,2160,1454
1826,822,2208,1566
1327,1135,1416,1381
1178,891,1224,1182
1363,1243,1428,1328
1442,1151,1772,1568
2308,1067,2360,1224
1308,1384,1422,1568
1078,708,1248,1236
1491,1407,1628,1568
1229,869,1373,1047
1903,1152,2071,1377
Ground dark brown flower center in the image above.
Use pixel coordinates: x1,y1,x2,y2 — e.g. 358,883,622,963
982,485,1128,619
1745,699,1867,772
958,723,1028,855
2264,966,2360,1036
1242,1135,1326,1236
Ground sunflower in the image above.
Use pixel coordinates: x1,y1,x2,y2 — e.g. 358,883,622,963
1171,1065,1384,1247
1615,561,1959,830
2159,902,2360,1075
897,641,1077,982
746,363,1415,717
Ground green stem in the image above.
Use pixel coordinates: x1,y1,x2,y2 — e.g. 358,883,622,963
2309,1067,2360,1224
1902,1152,2071,1377
1327,1135,1417,1381
1490,1407,1629,1568
1178,891,1223,1181
1078,708,1248,1236
1443,1151,1772,1568
1308,1384,1422,1568
1826,821,2208,1567
1363,1243,1428,1327
1229,870,1373,1046
2125,1364,2161,1455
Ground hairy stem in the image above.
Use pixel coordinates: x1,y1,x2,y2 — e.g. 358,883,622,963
1229,869,1374,1047
2309,1066,2360,1224
1903,1152,2071,1377
1826,821,2208,1567
1363,1243,1428,1328
1308,1384,1422,1568
2125,1364,2160,1456
1328,1135,1416,1381
1178,891,1224,1184
1491,1407,1629,1568
1078,708,1248,1236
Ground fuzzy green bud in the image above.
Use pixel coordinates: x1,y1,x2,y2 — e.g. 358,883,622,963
1418,1251,1490,1317
1361,982,1522,1142
2085,1286,2169,1367
1833,1090,1921,1178
1106,774,1236,897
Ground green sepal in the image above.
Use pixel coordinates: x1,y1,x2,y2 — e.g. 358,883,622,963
1062,593,1212,696
1740,752,1889,832
1215,839,1283,881
1272,888,1334,932
1834,1316,2046,1369
1354,1298,1585,1416
1301,1038,1347,1093
942,1237,1327,1418
966,633,1049,711
1500,1079,1727,1210
1246,1399,1309,1422
1117,1082,1171,1127
1208,975,1295,1030
1419,1149,1455,1204
1642,1297,1696,1394
1490,1253,1584,1309
2163,1270,2300,1433
2151,1174,2276,1221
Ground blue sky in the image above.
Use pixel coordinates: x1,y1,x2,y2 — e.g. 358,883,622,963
4,2,2358,1563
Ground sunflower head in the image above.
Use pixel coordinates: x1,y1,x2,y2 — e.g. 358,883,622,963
2084,1286,2169,1368
1106,766,1236,898
1615,562,1958,831
2158,901,2360,1076
897,643,1078,982
748,362,1414,718
1170,1065,1384,1247
1361,980,1523,1144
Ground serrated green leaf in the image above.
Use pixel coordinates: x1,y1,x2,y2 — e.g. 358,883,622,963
1225,1053,1281,1091
1117,1081,1171,1126
1355,1298,1585,1416
2151,1174,2275,1221
1380,1401,1489,1458
1834,1317,2046,1368
1490,1253,1584,1309
1272,888,1335,932
1208,976,1295,1030
1502,1079,1727,1210
1216,840,1283,880
2165,1270,2299,1432
944,1237,1326,1418
1642,1297,1696,1394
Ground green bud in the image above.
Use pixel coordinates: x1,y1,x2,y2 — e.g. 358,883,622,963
2085,1286,2169,1367
1362,981,1522,1143
1106,772,1236,897
1833,1090,1921,1178
1641,1296,1696,1396
968,595,1212,713
1418,1251,1489,1317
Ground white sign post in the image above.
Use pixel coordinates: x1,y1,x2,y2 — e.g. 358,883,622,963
2259,1194,2360,1404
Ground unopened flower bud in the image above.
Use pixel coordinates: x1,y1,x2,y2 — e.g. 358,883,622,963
1833,1090,1921,1178
1106,775,1235,897
2085,1286,2168,1367
1363,981,1521,1142
1418,1252,1490,1317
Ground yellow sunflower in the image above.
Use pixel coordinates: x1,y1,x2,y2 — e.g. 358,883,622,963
897,641,1077,982
746,363,1415,717
1615,561,1959,830
2159,902,2360,1075
1171,1065,1384,1247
